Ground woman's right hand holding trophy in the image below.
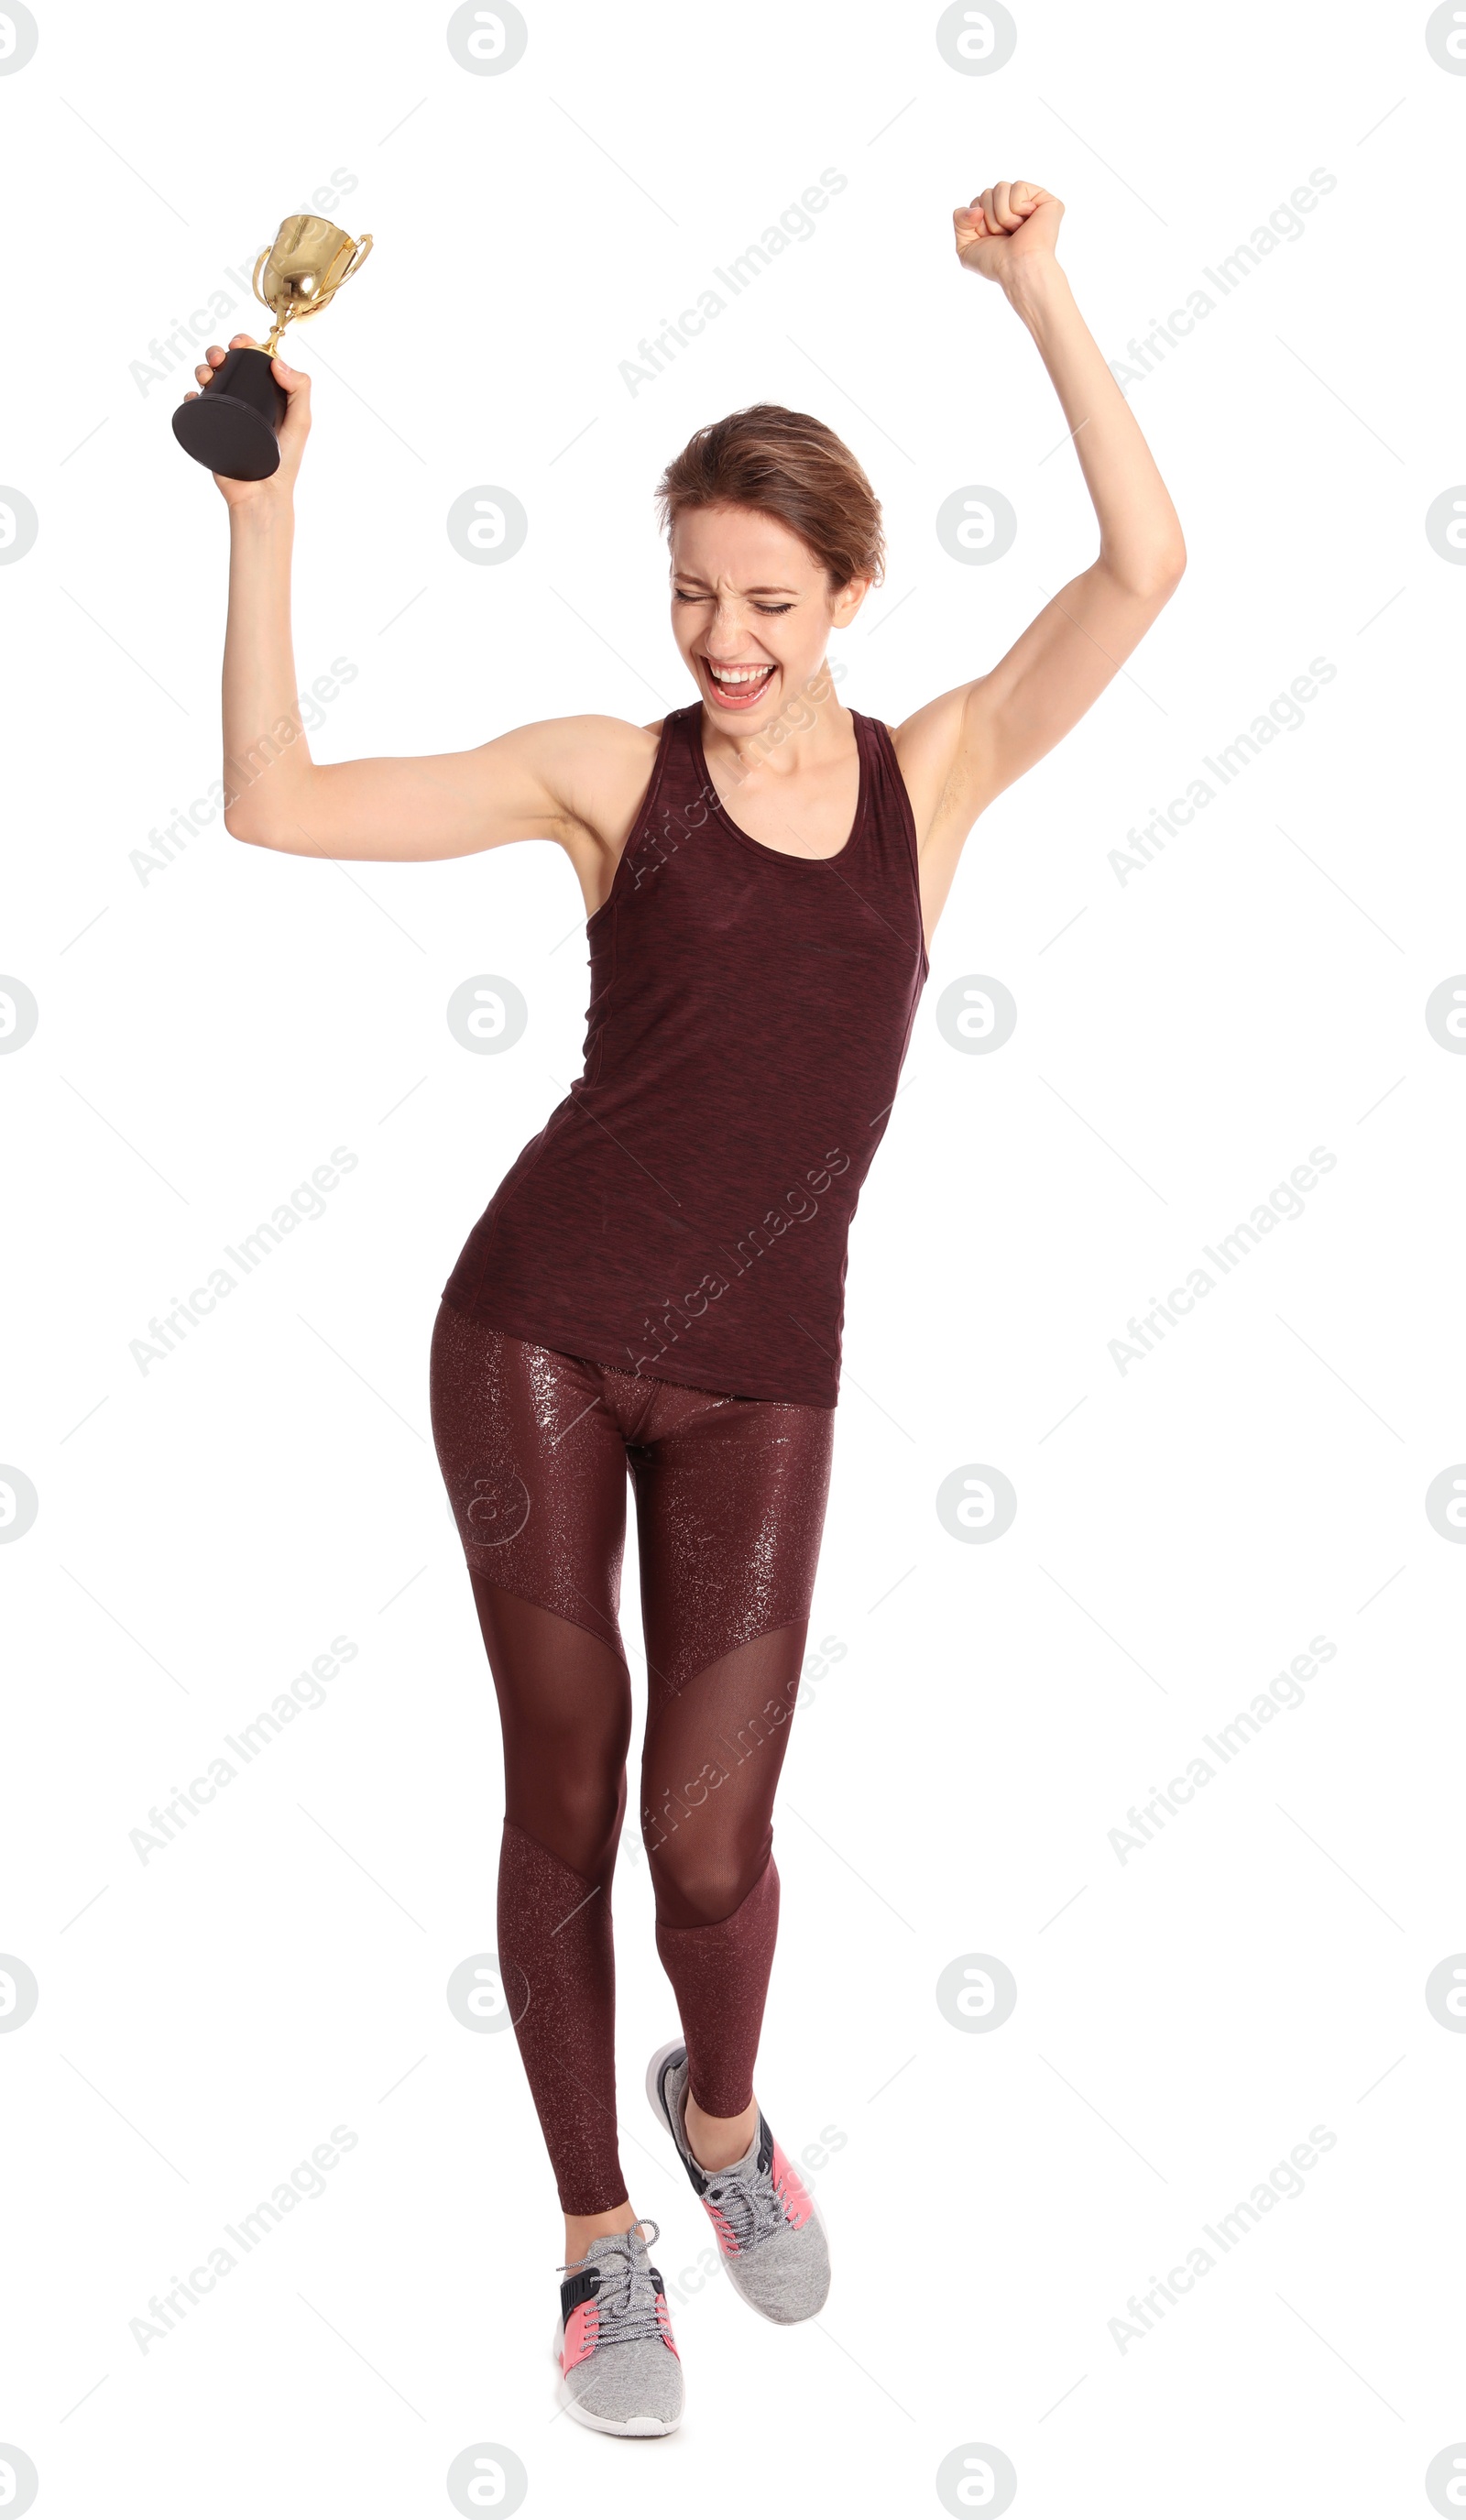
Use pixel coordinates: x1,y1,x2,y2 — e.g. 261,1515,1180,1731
181,337,312,506
171,214,370,493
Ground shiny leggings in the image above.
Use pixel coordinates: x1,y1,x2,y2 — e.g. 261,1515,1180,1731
430,1299,835,2216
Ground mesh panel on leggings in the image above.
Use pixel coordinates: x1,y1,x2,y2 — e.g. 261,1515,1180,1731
640,1623,807,1926
431,1299,834,2214
468,1579,631,1883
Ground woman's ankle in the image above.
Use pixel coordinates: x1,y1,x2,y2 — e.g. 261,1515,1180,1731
684,2089,760,2174
563,2198,638,2265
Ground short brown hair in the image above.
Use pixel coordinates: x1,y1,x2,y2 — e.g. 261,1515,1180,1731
655,403,885,590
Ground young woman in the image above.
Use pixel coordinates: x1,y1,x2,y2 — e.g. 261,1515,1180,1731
194,181,1184,2436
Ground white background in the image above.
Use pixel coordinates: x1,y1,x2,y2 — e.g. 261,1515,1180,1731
4,1,1464,2512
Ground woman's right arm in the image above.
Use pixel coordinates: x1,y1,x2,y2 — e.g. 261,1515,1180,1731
193,336,655,880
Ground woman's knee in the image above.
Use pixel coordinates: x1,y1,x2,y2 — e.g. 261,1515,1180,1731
644,1822,767,1929
507,1765,626,1884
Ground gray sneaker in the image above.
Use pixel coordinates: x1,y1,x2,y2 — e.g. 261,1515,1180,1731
553,2218,684,2437
645,2041,830,2324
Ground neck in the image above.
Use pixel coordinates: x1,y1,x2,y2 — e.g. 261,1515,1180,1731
700,663,850,787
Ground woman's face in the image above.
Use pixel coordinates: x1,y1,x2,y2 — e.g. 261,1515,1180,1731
669,502,868,731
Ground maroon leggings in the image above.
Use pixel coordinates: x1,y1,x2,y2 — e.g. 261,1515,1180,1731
429,1300,835,2216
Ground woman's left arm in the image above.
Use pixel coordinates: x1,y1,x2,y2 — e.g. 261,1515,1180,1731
896,183,1187,916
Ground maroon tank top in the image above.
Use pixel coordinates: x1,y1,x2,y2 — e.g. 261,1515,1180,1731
442,701,929,1408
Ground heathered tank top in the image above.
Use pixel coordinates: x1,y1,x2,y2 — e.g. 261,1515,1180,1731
442,700,929,1408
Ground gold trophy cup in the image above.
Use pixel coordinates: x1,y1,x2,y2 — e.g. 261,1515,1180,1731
172,214,373,481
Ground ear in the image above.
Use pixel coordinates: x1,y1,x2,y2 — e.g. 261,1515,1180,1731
830,575,872,629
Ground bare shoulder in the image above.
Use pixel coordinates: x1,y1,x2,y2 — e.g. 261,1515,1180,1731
888,684,984,855
491,711,663,911
481,710,660,841
564,712,662,842
486,709,659,780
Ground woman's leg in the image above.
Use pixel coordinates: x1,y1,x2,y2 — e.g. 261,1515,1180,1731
429,1301,637,2224
629,1383,835,2138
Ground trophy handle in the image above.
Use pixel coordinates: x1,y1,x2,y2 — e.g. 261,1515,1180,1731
250,247,271,310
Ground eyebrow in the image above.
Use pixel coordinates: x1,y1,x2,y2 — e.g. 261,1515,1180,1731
672,576,801,596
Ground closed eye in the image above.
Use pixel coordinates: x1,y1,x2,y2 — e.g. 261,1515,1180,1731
673,590,794,614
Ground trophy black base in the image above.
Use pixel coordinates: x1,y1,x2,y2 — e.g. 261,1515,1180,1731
171,345,288,481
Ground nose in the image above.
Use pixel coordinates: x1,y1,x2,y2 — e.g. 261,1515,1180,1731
703,601,763,658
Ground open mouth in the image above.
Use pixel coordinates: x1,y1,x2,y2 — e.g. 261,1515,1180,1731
702,658,776,711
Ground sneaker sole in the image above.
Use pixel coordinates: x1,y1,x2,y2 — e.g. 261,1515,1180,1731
551,2320,681,2437
643,2038,831,2326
